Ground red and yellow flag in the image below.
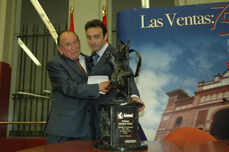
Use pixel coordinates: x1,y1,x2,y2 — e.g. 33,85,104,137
102,4,108,42
69,4,74,32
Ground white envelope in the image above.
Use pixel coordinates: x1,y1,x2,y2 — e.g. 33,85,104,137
88,75,109,94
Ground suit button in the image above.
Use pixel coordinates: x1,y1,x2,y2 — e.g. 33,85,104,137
88,110,91,112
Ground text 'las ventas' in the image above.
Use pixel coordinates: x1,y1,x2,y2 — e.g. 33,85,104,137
140,13,214,28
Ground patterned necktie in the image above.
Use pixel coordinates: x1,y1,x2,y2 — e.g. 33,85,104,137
93,54,100,66
75,59,88,78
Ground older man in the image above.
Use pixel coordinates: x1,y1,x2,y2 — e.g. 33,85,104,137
45,30,109,144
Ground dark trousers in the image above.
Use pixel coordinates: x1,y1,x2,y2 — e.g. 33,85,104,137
92,109,102,140
47,129,92,145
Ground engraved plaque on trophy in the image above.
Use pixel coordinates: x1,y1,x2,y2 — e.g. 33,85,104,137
111,106,138,146
94,40,147,151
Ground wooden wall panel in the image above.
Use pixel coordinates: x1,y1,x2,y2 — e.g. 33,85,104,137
0,61,12,138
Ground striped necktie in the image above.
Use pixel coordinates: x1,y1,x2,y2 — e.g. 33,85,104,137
75,59,88,78
93,54,100,66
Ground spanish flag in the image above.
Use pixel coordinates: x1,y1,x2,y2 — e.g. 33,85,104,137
69,4,74,32
102,4,108,42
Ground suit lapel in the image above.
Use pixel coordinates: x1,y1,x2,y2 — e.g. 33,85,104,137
61,54,87,78
88,51,96,72
84,55,91,75
90,45,112,75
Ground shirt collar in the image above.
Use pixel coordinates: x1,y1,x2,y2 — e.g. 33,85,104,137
78,54,85,60
97,43,108,57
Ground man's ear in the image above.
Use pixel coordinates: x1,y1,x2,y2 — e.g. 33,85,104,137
78,40,81,49
104,33,108,41
58,46,63,54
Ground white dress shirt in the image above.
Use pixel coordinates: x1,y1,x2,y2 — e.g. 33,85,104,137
78,54,87,74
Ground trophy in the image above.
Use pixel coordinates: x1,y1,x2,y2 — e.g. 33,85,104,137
94,40,148,151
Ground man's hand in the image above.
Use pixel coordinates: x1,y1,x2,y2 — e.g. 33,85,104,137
99,81,110,93
132,97,145,112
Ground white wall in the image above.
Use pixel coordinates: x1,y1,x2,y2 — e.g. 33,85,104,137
70,0,110,56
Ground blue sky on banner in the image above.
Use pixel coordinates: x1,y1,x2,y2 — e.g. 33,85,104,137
117,2,229,141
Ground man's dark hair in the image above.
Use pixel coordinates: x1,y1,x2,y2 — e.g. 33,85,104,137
85,19,107,37
57,30,79,46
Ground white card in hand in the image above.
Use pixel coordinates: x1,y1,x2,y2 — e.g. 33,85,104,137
88,75,109,94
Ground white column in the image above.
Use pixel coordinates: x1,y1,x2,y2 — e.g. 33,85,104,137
0,0,17,63
7,0,22,137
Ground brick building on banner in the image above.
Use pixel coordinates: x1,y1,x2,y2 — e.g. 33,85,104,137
155,69,229,141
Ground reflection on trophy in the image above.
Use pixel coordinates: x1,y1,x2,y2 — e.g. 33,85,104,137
94,40,148,151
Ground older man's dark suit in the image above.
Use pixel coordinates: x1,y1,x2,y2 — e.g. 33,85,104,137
45,54,99,141
89,44,140,140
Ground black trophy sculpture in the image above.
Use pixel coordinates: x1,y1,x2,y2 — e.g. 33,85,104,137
94,40,148,151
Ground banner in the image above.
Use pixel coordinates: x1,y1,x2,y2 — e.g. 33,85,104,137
117,2,229,141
